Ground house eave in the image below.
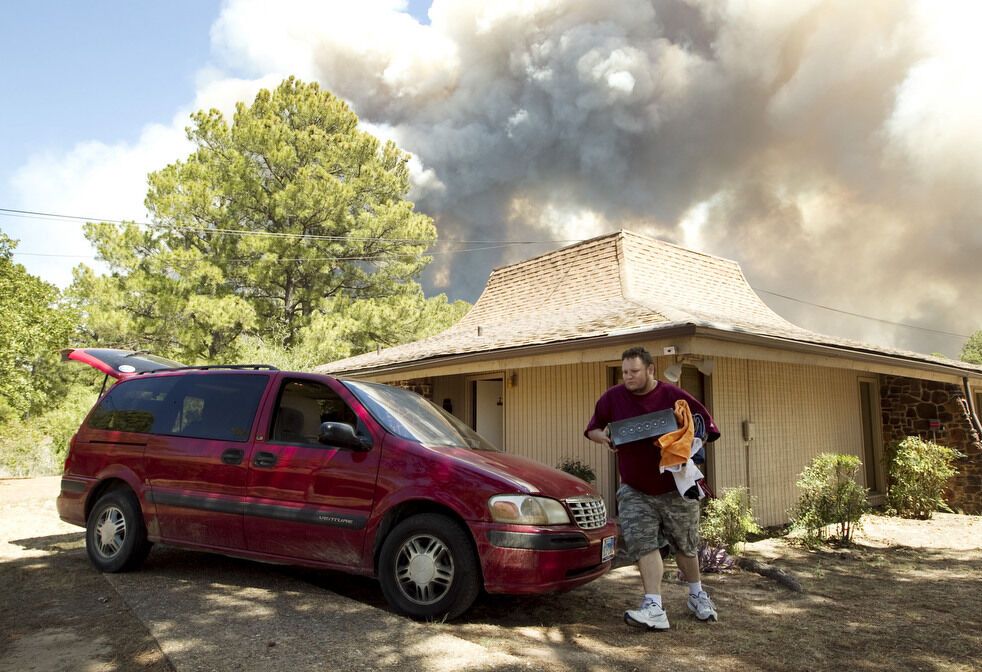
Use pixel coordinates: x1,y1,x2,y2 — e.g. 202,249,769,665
327,322,982,381
325,324,700,378
691,325,982,379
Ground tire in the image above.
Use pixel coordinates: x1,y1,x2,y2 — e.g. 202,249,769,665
85,489,152,573
378,513,481,620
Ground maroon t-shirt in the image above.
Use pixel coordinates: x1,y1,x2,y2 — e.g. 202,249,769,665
585,381,719,496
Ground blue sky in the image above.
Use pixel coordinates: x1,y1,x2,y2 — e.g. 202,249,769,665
0,1,431,284
1,3,216,173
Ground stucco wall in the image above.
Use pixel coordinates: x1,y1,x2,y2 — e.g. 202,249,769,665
401,356,877,527
502,362,616,508
497,357,865,526
709,357,865,527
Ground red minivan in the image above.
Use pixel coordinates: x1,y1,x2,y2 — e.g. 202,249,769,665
57,349,617,619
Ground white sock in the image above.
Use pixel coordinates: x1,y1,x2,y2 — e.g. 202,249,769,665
643,593,662,608
688,581,703,596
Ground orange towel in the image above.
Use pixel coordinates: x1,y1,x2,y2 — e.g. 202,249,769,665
657,399,694,471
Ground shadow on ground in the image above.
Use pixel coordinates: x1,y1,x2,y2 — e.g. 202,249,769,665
2,526,980,672
0,541,173,672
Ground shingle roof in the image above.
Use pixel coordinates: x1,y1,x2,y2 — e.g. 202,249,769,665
316,230,980,375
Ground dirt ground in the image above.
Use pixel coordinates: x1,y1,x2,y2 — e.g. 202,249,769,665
1,477,980,672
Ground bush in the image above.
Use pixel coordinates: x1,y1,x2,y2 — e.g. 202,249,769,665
886,437,959,519
556,457,596,483
700,487,762,552
0,384,98,477
789,453,869,544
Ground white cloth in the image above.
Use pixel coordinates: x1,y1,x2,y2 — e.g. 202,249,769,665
661,437,705,499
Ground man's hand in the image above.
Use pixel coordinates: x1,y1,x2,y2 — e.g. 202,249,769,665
587,428,616,452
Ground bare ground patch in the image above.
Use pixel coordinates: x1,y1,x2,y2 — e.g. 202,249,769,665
2,477,979,672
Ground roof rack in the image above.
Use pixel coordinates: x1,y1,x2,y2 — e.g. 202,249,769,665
136,364,280,375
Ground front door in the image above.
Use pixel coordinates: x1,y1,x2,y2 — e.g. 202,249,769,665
244,377,381,567
471,378,504,450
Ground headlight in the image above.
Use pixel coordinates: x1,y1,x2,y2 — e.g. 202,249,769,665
488,495,571,525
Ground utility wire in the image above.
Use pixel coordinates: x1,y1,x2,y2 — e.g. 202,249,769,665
754,287,971,339
0,207,576,246
4,206,972,340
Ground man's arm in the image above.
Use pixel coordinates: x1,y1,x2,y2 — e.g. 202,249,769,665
585,391,616,451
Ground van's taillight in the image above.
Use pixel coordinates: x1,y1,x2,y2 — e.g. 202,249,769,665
62,433,77,472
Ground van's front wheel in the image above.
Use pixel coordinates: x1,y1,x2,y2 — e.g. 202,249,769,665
86,489,152,573
378,514,480,620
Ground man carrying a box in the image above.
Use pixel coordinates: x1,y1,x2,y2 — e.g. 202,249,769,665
585,346,720,630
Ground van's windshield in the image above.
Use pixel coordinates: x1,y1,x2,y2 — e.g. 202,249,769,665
342,381,500,452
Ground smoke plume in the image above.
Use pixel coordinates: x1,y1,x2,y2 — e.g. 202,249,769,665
211,0,982,355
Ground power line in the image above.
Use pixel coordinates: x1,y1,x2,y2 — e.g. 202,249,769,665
754,286,971,339
11,243,514,262
4,205,972,341
0,207,577,246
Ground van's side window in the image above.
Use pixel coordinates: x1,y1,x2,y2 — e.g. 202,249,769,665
168,374,270,442
271,380,357,445
87,377,179,434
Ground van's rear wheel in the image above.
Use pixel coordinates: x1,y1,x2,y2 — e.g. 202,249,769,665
378,514,480,620
86,489,152,573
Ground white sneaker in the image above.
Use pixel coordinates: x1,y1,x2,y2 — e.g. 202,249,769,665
624,601,670,631
687,591,718,622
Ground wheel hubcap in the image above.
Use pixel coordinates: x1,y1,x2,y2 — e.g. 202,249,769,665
94,505,126,559
395,534,454,605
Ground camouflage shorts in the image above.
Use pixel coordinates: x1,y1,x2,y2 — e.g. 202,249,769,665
616,484,700,560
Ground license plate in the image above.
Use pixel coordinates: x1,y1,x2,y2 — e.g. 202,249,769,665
601,535,616,562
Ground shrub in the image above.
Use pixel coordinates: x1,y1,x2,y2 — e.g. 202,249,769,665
886,437,959,519
0,384,98,477
700,487,762,552
789,453,869,544
696,543,735,573
556,457,596,483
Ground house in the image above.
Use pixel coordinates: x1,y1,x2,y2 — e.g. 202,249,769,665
316,230,982,525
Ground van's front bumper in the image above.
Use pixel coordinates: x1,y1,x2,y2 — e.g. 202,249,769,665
470,519,619,594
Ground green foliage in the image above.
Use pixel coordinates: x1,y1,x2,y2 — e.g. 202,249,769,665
886,437,959,519
789,454,869,545
556,458,596,483
296,290,469,365
74,77,465,363
960,330,982,365
700,487,762,552
0,383,99,477
0,232,78,418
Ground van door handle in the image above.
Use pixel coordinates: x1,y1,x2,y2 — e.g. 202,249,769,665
253,451,277,467
221,449,245,465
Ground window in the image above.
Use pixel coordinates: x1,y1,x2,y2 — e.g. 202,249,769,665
88,377,179,434
88,373,269,442
344,380,499,451
271,380,358,445
169,375,269,442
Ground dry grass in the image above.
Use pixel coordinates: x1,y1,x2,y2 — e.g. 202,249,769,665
431,513,982,671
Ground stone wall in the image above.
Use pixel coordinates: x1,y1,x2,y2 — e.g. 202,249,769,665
880,375,982,514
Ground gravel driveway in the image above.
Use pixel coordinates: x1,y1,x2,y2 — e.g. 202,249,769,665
3,477,979,672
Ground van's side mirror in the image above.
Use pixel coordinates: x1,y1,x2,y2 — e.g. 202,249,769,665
318,422,371,451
